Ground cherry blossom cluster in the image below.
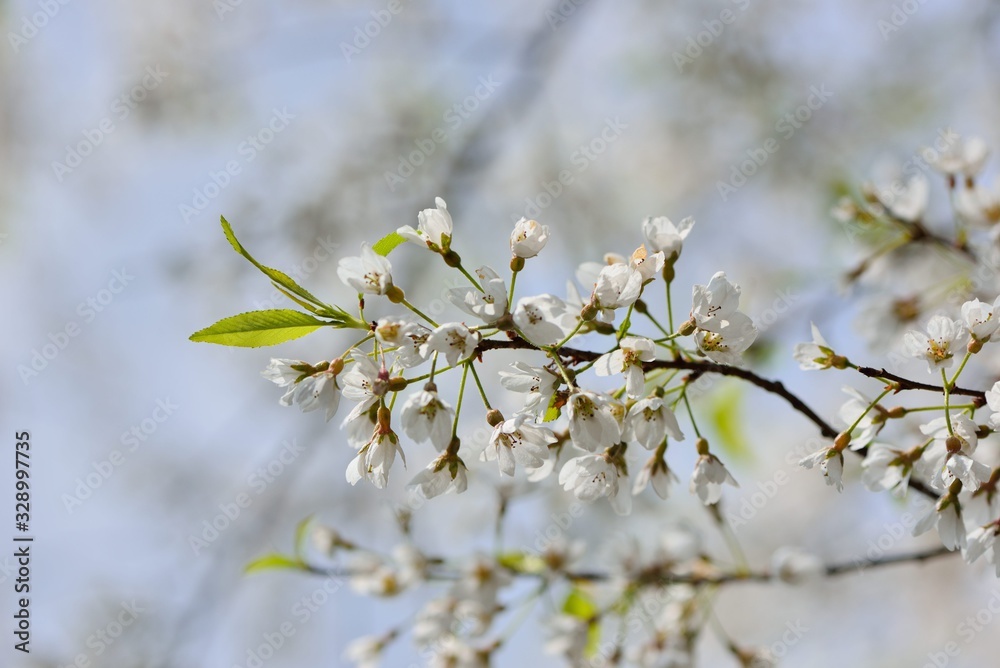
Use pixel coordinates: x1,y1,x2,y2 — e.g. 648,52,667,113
260,197,757,515
803,131,1000,577
189,132,1000,666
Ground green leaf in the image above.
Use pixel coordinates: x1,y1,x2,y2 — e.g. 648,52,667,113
190,310,330,347
244,553,306,575
543,392,562,423
372,231,408,256
706,380,752,462
562,586,598,620
220,216,331,310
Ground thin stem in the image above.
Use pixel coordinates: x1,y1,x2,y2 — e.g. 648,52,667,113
903,403,978,414
456,263,484,292
508,269,519,309
666,280,675,333
401,299,439,328
469,364,492,409
708,503,749,574
949,351,973,388
641,309,673,339
452,363,470,438
616,304,635,343
550,320,585,351
844,387,893,436
549,353,576,389
681,390,702,439
942,368,954,436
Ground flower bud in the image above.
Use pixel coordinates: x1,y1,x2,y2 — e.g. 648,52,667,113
443,250,463,267
677,318,697,336
385,285,405,304
834,431,852,450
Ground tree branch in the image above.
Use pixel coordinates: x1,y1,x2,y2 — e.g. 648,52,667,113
857,366,986,404
477,337,941,499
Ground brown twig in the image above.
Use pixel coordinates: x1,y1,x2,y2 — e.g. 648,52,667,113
857,366,986,405
478,338,942,498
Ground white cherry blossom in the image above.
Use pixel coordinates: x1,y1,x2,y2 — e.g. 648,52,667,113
397,196,453,252
400,388,454,451
262,358,343,421
876,174,928,222
913,495,967,551
423,323,480,366
375,318,430,368
510,218,550,258
793,322,839,370
594,336,656,398
347,428,406,489
903,314,966,373
408,452,468,499
927,133,989,177
498,361,560,416
690,271,744,333
965,523,1000,577
558,452,631,515
799,445,844,492
961,297,1000,346
633,453,678,499
625,396,684,449
566,391,623,451
591,263,643,322
629,245,665,282
691,442,739,503
337,243,396,296
513,294,577,346
448,266,508,325
483,414,557,476
642,215,695,261
693,311,757,366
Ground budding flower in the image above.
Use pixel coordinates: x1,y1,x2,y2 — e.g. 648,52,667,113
337,243,396,296
793,323,846,371
641,215,694,263
510,218,550,259
397,196,454,253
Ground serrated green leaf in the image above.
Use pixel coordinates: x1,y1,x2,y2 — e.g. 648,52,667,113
220,216,331,310
244,553,306,574
294,515,314,559
190,310,329,347
372,231,408,256
707,380,752,462
562,587,598,620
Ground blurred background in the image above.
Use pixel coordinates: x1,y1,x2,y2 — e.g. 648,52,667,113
3,0,1000,665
